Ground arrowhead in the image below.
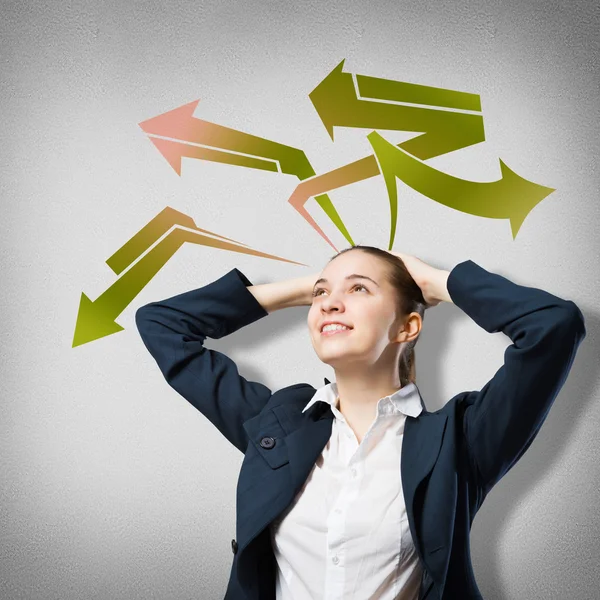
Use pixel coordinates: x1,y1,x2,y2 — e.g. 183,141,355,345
138,99,200,139
499,160,555,239
73,293,124,347
146,137,185,175
309,59,350,141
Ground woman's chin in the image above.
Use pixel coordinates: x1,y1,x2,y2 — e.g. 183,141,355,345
317,352,362,368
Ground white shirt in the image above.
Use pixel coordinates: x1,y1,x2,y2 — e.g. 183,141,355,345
269,380,425,600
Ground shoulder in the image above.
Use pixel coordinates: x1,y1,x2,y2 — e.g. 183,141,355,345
242,382,319,435
250,382,317,416
269,383,317,410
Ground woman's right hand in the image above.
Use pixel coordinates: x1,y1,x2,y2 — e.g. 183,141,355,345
248,271,322,312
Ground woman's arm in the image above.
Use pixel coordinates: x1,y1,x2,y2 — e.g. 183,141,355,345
437,260,586,496
247,271,319,313
391,251,587,495
135,268,318,452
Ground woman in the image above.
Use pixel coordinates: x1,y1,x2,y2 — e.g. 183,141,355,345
135,245,586,600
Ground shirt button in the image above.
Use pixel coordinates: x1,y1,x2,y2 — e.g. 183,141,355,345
334,508,341,514
332,555,339,565
351,467,357,477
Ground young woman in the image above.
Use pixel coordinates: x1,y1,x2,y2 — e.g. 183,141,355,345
135,245,586,600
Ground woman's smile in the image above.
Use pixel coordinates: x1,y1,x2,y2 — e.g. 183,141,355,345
321,327,353,337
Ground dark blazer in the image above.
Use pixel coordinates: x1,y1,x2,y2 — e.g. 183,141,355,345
135,259,586,600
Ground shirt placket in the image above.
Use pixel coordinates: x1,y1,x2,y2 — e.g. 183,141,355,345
324,405,386,599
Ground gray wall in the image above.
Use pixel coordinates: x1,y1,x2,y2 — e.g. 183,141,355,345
2,1,599,598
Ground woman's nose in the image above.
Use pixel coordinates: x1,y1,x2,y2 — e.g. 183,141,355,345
322,296,345,311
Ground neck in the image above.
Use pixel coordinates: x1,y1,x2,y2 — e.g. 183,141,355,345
332,366,405,426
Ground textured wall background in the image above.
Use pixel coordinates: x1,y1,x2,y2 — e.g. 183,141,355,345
2,0,599,598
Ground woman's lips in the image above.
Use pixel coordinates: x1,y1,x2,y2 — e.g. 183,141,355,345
321,327,353,336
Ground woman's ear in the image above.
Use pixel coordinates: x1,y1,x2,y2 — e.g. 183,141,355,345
399,312,422,343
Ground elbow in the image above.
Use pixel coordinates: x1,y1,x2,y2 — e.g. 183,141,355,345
134,306,149,332
134,304,159,339
563,300,586,341
553,301,587,349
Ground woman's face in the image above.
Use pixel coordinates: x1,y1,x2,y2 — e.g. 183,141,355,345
307,251,404,369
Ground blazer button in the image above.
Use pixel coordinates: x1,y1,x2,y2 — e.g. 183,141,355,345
260,436,276,449
231,538,238,554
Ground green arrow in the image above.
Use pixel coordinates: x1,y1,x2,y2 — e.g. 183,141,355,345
73,225,308,347
367,131,554,247
357,70,481,112
309,59,485,160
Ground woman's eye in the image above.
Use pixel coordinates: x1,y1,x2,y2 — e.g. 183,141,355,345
312,284,367,297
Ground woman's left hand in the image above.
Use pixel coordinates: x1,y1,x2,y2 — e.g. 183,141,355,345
384,250,452,307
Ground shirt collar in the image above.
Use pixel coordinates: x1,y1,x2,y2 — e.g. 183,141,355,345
301,379,424,419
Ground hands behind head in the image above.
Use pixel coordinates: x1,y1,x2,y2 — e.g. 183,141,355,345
384,250,450,308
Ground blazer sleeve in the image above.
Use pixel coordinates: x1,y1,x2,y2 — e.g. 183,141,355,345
134,267,273,453
447,260,587,496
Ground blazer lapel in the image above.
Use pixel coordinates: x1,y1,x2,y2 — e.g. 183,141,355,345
286,401,335,500
403,410,452,592
275,377,336,503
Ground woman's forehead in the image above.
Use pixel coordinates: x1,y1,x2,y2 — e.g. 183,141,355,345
320,252,386,281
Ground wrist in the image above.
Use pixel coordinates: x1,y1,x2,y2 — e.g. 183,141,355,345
428,269,453,304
